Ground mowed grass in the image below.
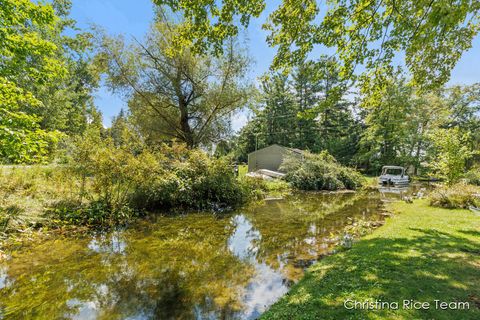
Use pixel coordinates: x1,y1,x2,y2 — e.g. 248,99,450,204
261,199,480,319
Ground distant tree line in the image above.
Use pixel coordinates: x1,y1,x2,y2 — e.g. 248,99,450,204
232,67,480,175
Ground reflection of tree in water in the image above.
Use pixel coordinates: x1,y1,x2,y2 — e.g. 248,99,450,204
0,192,393,319
243,192,384,281
0,214,254,319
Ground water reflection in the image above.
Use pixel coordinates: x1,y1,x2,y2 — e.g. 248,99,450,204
379,184,429,201
228,215,288,319
0,266,7,290
88,232,127,254
65,299,99,320
0,189,412,319
228,215,260,260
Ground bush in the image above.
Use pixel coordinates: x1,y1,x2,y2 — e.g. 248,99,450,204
72,134,160,210
337,166,365,190
428,128,474,185
172,151,251,210
465,168,480,186
129,145,254,211
280,151,364,191
429,183,480,209
56,140,254,226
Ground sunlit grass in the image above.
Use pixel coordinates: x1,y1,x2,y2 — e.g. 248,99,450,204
0,166,82,238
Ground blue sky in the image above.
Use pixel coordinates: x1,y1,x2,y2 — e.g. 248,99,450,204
70,0,480,129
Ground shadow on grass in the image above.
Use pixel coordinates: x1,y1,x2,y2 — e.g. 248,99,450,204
459,229,480,237
263,228,480,320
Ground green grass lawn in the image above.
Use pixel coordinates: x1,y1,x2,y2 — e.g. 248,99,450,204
261,199,480,319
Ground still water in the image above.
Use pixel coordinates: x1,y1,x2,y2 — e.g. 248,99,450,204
0,188,415,319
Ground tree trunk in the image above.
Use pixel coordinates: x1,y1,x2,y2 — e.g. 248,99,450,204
174,68,195,148
179,100,194,148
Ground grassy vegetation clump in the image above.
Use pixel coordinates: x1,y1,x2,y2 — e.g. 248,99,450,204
241,177,292,199
237,164,292,198
0,141,259,233
280,151,365,191
0,166,79,235
62,140,257,224
429,183,480,209
261,200,480,319
465,168,480,186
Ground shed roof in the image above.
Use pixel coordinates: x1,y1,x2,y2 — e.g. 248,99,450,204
248,144,304,156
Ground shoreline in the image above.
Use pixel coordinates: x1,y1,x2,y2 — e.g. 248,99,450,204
261,199,480,319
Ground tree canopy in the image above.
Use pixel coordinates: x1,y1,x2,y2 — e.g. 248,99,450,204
154,0,480,89
95,16,252,148
0,0,65,163
234,57,360,164
0,0,100,163
1,0,479,180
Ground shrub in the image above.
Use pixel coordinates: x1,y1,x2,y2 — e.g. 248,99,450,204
238,176,291,199
428,128,474,185
280,151,364,191
57,140,254,226
240,176,269,200
338,166,365,190
465,168,480,186
72,135,148,210
173,152,250,210
429,183,480,209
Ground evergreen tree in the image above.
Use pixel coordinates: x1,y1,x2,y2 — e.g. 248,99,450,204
291,60,321,149
260,74,296,147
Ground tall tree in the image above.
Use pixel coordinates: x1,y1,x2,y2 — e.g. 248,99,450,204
260,74,296,147
355,77,480,174
234,117,265,162
0,0,65,163
95,16,252,148
22,0,101,135
404,92,449,174
443,83,480,166
235,57,360,164
357,76,417,172
109,109,129,147
291,60,321,149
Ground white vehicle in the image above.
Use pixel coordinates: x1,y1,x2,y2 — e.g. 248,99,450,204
379,166,409,186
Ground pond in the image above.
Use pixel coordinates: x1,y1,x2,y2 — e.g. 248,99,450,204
0,187,422,319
